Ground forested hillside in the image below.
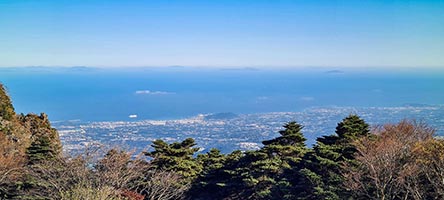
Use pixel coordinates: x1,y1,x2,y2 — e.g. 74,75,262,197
1,83,444,200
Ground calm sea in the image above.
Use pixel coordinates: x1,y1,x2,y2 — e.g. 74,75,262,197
1,67,443,122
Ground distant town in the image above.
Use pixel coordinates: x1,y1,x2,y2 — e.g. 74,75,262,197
54,105,444,155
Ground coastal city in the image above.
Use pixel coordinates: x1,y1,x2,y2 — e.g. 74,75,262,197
54,105,444,155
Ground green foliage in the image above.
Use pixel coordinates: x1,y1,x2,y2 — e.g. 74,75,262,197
197,148,227,176
23,113,62,164
145,138,202,182
300,114,370,199
335,114,370,140
26,136,58,164
192,121,309,200
189,148,228,199
236,121,308,200
189,149,245,199
0,84,15,121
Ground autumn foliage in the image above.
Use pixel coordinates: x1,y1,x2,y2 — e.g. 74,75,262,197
343,120,440,200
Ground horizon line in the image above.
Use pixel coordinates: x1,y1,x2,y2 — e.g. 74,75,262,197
0,65,443,70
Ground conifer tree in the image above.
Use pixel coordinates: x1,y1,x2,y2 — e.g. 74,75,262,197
26,136,58,164
229,122,309,199
197,148,226,179
145,138,202,182
189,148,230,199
300,115,370,199
0,84,15,121
23,113,62,164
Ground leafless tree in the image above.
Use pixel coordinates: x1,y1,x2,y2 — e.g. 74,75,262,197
412,139,444,199
25,147,188,200
0,133,25,196
343,120,434,200
138,170,189,200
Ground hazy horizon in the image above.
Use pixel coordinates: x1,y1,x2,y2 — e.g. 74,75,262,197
1,65,444,71
1,67,443,122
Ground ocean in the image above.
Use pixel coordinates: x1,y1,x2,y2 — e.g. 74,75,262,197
1,66,443,122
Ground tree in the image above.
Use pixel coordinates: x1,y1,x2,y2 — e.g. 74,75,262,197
96,149,146,191
189,149,244,200
26,136,59,164
0,133,25,199
23,113,62,164
300,115,370,199
226,122,309,199
141,170,190,200
0,84,15,121
412,139,444,199
343,120,434,200
193,148,227,191
23,150,137,200
198,148,226,174
145,138,202,183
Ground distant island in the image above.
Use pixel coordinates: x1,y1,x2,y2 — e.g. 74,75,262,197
203,112,238,120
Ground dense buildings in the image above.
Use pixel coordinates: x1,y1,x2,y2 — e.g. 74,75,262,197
55,105,444,155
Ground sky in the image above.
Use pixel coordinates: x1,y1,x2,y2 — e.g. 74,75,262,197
0,0,443,68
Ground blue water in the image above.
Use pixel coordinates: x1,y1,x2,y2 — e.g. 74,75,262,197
1,67,443,122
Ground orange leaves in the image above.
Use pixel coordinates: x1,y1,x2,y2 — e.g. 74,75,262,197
0,133,25,184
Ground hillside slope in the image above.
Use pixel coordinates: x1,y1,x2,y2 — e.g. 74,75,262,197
0,83,61,198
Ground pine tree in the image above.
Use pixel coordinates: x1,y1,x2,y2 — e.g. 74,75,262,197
145,138,202,183
300,115,370,199
23,113,62,164
197,148,226,178
229,122,309,199
26,136,58,164
189,148,230,199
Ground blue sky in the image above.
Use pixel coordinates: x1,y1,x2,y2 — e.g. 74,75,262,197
0,0,443,68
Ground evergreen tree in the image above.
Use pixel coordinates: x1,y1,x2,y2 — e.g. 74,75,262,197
0,84,15,121
26,136,58,164
145,138,202,182
197,148,227,180
23,113,62,164
226,122,309,200
189,148,231,199
300,115,370,199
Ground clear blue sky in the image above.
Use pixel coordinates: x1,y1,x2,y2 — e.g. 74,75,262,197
0,0,443,68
